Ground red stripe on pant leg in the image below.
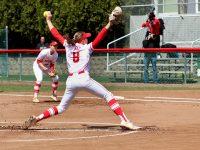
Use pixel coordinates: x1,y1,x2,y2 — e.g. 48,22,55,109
108,99,128,122
52,106,58,115
34,90,39,93
34,83,41,93
114,108,128,122
108,99,116,107
35,82,41,87
52,82,58,93
108,99,123,115
37,106,58,122
43,106,58,119
52,82,58,88
43,109,51,119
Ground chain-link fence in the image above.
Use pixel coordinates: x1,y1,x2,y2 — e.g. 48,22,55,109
0,26,8,76
105,2,200,83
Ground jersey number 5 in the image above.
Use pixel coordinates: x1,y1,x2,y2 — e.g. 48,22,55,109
73,52,79,63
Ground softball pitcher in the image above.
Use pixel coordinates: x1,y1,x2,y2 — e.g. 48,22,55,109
23,10,141,130
33,41,59,103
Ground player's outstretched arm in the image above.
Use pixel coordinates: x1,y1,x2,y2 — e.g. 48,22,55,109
92,15,114,48
44,11,65,45
92,6,122,49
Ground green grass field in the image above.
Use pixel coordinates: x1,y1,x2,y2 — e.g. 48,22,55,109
1,80,200,92
0,73,200,92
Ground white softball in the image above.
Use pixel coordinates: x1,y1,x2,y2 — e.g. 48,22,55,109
43,11,50,17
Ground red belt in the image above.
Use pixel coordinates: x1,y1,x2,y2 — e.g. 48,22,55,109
68,70,85,76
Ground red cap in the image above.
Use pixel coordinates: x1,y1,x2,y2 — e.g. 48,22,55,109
82,32,91,39
50,41,58,46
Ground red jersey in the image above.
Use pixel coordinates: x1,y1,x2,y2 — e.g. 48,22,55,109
142,18,160,35
50,27,108,74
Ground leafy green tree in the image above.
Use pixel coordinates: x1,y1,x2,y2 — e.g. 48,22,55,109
0,0,123,48
0,0,156,48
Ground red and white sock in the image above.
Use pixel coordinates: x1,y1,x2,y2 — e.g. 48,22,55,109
108,99,128,122
51,82,58,95
36,106,58,122
34,82,41,97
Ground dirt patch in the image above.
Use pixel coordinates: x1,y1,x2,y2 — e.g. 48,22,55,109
0,90,200,150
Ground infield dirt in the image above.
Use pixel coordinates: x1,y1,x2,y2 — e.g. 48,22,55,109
0,84,200,150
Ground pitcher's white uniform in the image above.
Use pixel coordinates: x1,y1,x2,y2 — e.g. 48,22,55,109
33,48,58,82
41,24,135,127
56,41,113,112
23,17,141,131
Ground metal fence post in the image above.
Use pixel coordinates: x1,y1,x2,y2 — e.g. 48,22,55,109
124,53,127,83
19,53,22,81
6,26,9,77
183,53,187,84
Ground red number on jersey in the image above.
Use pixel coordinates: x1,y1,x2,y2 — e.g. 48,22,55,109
73,52,79,63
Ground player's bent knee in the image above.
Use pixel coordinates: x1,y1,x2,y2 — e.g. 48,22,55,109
36,77,43,83
104,92,114,102
52,75,59,82
36,80,42,84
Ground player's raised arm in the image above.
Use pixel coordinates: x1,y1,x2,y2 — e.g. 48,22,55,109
44,11,65,45
92,6,122,49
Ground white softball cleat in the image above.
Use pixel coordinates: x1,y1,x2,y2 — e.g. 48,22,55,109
22,116,37,130
50,94,58,101
32,97,40,103
120,120,142,130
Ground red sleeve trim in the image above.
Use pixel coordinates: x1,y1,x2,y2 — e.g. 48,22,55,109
142,22,147,27
50,63,55,70
92,27,108,48
50,27,65,45
37,59,43,64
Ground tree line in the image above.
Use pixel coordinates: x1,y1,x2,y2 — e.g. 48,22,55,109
0,0,150,48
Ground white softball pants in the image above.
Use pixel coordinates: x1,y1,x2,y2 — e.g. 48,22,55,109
57,72,114,113
33,62,59,83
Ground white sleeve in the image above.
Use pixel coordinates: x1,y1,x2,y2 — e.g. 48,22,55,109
36,50,47,60
88,43,93,54
53,54,58,63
